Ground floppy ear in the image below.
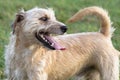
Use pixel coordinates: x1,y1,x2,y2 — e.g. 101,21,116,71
12,9,25,34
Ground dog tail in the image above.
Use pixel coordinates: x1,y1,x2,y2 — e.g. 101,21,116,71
68,6,112,37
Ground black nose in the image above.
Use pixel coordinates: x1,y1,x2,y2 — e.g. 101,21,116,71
60,26,67,33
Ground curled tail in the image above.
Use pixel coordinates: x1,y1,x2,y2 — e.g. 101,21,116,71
68,6,112,37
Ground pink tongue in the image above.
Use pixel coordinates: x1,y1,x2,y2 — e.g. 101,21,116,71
44,36,66,50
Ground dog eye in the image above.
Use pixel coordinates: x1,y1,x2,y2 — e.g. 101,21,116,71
39,17,48,21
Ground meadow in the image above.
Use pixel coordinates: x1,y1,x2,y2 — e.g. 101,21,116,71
0,0,120,79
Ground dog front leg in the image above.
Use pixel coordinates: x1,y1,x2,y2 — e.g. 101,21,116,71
27,70,48,80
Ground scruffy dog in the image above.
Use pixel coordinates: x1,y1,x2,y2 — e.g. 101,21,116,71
5,6,119,80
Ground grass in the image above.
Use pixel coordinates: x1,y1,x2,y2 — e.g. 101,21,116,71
0,0,120,79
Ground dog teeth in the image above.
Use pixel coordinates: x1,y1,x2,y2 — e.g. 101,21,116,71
40,35,44,38
39,35,52,45
51,43,54,47
43,37,45,40
40,35,46,40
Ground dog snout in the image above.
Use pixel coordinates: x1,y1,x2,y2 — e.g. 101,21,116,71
60,26,67,33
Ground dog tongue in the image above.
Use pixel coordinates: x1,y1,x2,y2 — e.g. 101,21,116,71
44,36,66,50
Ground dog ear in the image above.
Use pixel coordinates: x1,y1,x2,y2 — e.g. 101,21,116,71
12,9,25,34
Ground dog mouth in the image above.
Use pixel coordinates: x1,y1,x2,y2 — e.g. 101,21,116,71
35,32,65,50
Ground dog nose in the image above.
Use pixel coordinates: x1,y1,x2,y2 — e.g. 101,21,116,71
60,26,67,33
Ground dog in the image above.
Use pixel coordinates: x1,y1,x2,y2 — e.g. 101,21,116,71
5,6,119,80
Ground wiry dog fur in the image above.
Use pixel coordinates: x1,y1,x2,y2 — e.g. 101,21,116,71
5,6,119,80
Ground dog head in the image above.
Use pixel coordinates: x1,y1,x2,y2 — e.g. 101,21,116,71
12,7,67,50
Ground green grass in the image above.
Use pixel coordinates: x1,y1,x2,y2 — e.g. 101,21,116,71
0,0,120,79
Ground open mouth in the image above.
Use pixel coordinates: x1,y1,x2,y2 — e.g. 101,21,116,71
35,32,65,50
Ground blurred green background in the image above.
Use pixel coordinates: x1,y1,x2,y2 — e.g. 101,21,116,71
0,0,120,79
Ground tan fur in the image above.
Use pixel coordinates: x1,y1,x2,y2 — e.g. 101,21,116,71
68,6,111,37
5,6,119,80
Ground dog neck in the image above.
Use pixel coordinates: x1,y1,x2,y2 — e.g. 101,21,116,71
9,33,45,54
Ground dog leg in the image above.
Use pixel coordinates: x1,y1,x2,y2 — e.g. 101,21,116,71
84,69,100,80
74,69,100,80
75,51,119,80
97,54,119,80
27,71,48,80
